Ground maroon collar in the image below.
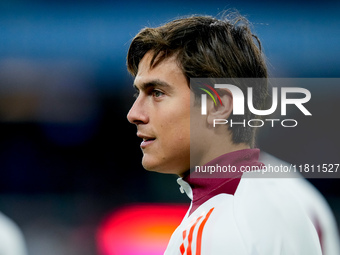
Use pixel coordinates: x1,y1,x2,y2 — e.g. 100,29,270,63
183,149,263,215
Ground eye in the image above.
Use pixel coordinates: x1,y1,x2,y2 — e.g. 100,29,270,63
152,89,165,98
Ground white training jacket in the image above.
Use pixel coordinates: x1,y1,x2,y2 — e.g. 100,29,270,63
164,149,322,255
259,152,340,255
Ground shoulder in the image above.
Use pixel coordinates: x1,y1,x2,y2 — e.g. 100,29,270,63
227,176,322,254
193,176,322,254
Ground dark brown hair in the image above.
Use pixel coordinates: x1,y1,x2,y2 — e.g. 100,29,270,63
127,14,268,147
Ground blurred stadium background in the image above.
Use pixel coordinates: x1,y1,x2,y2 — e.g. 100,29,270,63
0,0,339,254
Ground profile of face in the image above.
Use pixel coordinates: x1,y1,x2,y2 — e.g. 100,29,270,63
127,52,191,176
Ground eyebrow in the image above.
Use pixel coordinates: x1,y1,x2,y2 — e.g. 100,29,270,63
133,79,173,92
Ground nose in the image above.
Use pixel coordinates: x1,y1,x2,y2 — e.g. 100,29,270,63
127,97,149,125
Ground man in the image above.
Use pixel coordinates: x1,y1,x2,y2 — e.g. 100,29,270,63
127,14,322,254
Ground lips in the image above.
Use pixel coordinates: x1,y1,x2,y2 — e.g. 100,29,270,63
137,133,156,149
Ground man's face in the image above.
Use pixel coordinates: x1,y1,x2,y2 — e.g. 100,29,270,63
127,52,191,175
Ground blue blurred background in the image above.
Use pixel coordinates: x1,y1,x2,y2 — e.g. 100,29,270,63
0,0,339,254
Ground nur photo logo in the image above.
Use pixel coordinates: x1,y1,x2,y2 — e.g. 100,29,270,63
199,83,223,115
197,79,312,128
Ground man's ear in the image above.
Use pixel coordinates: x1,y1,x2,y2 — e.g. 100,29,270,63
206,89,233,126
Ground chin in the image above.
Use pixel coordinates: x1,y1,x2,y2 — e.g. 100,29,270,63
142,156,161,171
142,161,171,173
142,157,184,175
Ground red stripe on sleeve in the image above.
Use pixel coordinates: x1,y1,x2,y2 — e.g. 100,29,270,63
180,230,187,255
196,207,215,255
187,216,203,255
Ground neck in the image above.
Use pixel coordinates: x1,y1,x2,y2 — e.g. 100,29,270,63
180,148,263,215
179,143,250,177
198,142,250,169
